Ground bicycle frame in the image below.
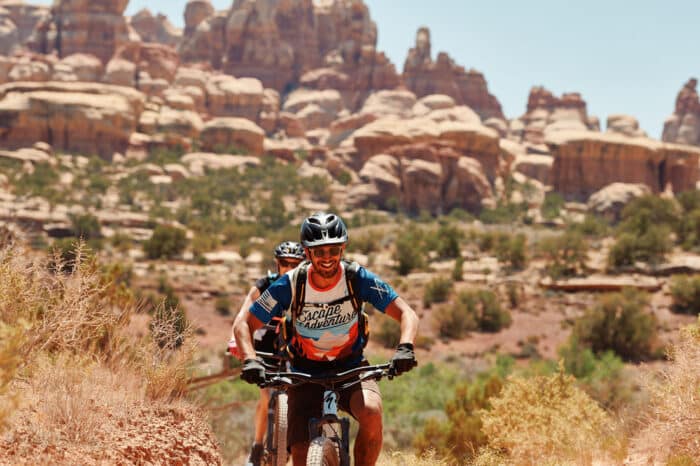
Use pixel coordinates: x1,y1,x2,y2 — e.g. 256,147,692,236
261,363,393,466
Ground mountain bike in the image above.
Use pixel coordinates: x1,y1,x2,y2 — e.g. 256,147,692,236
254,351,290,466
260,363,395,466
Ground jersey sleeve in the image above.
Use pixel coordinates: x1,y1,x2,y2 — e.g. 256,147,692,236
249,273,292,324
355,266,398,312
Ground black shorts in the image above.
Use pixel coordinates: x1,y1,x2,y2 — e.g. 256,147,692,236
286,362,381,448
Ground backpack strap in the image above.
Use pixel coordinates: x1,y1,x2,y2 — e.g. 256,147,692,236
290,261,309,319
343,259,362,313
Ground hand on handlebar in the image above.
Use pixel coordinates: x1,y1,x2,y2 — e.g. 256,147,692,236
390,343,417,375
241,358,266,385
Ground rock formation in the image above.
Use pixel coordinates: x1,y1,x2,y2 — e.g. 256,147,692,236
179,0,399,104
28,0,136,64
403,27,503,121
0,0,49,45
547,130,700,201
662,78,700,146
0,81,144,158
129,8,182,47
515,86,599,146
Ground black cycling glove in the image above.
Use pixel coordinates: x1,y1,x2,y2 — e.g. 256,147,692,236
241,358,266,385
390,343,417,375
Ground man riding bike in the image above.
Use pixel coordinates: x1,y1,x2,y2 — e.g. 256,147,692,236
234,212,419,466
229,241,306,466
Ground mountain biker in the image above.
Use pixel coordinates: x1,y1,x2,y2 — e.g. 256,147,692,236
234,212,419,466
229,240,306,466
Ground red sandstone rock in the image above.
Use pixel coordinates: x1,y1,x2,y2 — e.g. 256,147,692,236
662,78,700,146
547,130,700,200
0,1,49,45
403,27,503,120
114,42,180,83
129,8,182,47
28,0,135,64
0,81,144,158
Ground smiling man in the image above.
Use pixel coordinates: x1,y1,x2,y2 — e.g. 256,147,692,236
234,212,419,466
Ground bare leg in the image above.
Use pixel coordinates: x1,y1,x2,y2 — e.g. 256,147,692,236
254,388,271,443
349,389,383,466
291,442,309,466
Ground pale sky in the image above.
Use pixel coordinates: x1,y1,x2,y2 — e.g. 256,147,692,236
32,0,699,138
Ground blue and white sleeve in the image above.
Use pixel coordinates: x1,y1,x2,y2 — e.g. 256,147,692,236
356,267,398,312
249,274,292,324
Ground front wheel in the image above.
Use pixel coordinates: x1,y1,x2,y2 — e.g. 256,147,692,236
271,392,288,466
306,436,340,466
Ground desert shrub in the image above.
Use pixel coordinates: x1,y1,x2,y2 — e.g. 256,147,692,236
394,226,426,275
423,276,453,308
567,213,610,238
477,364,625,465
69,214,103,249
669,274,700,315
571,288,658,362
608,225,673,268
495,232,527,271
413,356,513,464
143,225,187,259
336,169,352,186
14,162,64,204
435,223,462,258
633,319,700,462
451,256,464,282
374,315,401,349
541,192,565,220
608,195,680,268
433,289,511,339
479,203,527,225
538,231,588,279
558,337,634,412
215,295,231,316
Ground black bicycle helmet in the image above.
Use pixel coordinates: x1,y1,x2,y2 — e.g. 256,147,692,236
300,212,348,247
273,241,305,260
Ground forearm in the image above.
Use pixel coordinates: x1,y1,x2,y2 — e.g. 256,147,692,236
234,318,257,360
385,297,419,344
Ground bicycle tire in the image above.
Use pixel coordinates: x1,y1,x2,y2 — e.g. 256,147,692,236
306,436,340,466
271,392,288,466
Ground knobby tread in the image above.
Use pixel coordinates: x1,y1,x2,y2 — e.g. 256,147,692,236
306,436,339,466
272,393,288,466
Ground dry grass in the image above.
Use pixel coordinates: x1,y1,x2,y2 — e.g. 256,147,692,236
378,450,450,466
0,243,218,463
631,319,700,462
476,363,627,465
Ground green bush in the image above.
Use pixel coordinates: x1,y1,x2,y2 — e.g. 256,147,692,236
558,337,634,412
495,233,527,271
143,225,188,260
423,276,453,308
571,288,658,362
669,275,700,315
433,289,511,339
70,213,102,241
538,231,588,279
567,213,609,238
435,223,462,258
413,356,513,464
394,226,426,275
608,194,679,268
607,225,672,268
479,203,527,225
541,192,565,220
452,257,464,282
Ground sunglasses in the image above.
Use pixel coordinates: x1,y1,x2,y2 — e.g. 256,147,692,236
278,259,302,268
310,246,342,258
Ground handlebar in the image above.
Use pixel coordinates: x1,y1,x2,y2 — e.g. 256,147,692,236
260,363,394,390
